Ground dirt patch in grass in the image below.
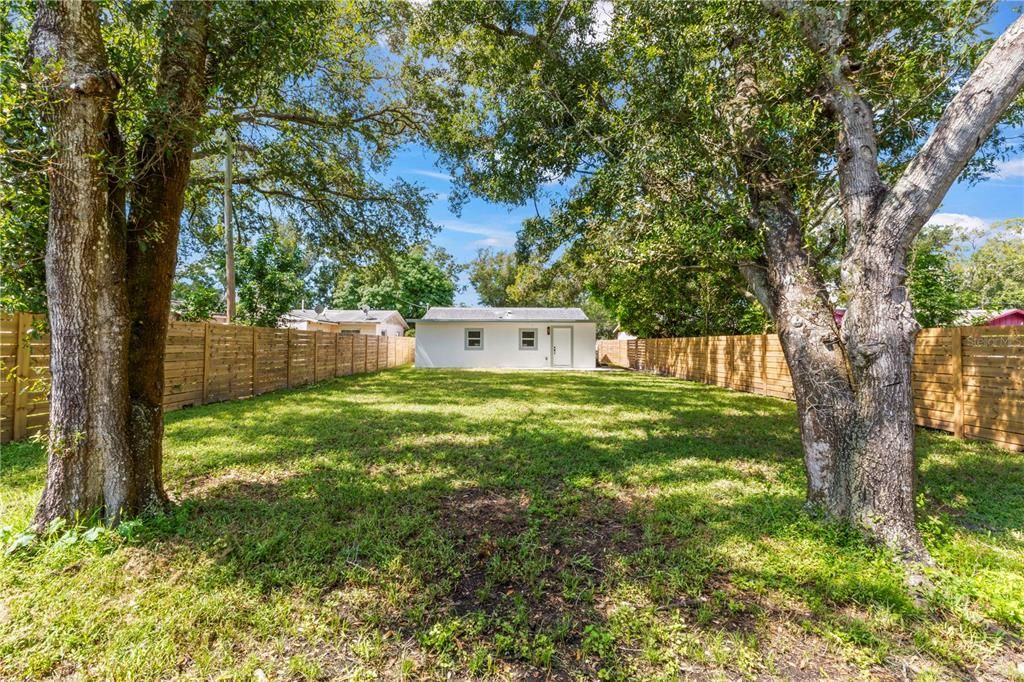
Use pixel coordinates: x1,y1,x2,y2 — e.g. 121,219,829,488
434,486,655,677
439,487,531,541
179,468,295,501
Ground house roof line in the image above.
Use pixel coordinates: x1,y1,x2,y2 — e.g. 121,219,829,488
419,306,591,323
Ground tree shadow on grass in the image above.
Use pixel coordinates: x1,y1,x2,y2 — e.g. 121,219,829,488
4,369,1019,678
132,369,998,677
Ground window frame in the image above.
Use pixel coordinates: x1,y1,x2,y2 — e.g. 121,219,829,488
519,327,539,351
464,327,484,350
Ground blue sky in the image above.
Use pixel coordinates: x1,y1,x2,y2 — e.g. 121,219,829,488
385,2,1024,305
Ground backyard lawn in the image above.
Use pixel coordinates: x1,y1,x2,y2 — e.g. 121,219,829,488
1,368,1022,680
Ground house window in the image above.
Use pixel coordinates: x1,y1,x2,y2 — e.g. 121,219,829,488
465,328,483,350
340,329,360,336
519,328,538,350
380,330,386,336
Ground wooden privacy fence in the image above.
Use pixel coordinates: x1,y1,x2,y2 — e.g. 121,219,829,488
597,325,1024,451
0,312,415,443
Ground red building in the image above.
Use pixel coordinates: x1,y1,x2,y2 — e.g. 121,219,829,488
986,309,1024,327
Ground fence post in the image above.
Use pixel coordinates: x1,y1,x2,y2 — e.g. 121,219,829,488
314,330,320,383
951,326,963,438
332,333,339,377
760,333,768,396
286,330,293,388
201,322,211,405
12,312,32,441
251,327,257,397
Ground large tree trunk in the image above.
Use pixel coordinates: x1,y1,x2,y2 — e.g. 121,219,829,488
840,243,924,556
30,0,131,528
124,0,211,511
745,9,1024,560
741,190,856,518
742,195,925,558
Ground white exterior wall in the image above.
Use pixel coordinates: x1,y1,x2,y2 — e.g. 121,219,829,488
334,322,378,335
376,319,408,337
415,322,596,369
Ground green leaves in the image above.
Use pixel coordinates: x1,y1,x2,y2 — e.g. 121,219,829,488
332,245,460,320
235,233,310,328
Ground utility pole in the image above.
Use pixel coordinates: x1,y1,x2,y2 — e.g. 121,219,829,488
224,132,236,323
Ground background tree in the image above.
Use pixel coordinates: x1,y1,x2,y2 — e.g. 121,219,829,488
0,5,47,313
467,248,518,306
235,234,308,327
171,266,222,323
333,246,460,319
961,219,1024,310
906,227,971,328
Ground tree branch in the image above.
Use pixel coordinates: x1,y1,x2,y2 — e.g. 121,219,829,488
769,0,884,239
881,14,1024,251
234,105,421,132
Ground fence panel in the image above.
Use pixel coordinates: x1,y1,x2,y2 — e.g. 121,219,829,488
288,330,316,387
366,336,379,373
163,321,206,410
597,326,1022,451
0,314,415,443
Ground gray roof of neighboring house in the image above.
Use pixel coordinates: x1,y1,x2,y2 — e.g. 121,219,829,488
420,307,590,322
283,309,322,321
284,309,408,329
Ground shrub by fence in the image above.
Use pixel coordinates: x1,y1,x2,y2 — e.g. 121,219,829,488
597,326,1023,451
0,313,415,443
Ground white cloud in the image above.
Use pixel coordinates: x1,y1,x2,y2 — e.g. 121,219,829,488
994,158,1024,179
439,220,516,247
473,237,507,247
925,212,990,232
410,169,453,181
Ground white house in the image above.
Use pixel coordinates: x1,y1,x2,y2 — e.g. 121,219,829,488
281,309,409,336
414,307,596,369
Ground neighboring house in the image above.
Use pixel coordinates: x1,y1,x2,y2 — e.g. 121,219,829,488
414,307,597,369
280,309,343,332
986,309,1024,327
954,308,993,326
281,309,409,336
954,308,1024,327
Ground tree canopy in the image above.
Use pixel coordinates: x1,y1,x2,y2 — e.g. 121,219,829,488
333,246,460,320
467,248,518,306
2,0,438,315
408,1,1020,310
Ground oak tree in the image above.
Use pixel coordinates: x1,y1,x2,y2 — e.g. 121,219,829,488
409,0,1024,557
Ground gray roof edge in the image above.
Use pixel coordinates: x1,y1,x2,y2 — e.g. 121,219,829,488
421,306,590,322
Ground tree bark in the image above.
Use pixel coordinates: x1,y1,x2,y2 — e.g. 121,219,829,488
741,189,856,517
744,9,1024,559
836,14,1024,557
29,0,131,528
729,47,856,523
124,0,211,511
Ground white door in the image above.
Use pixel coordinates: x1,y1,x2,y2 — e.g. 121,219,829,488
551,326,573,367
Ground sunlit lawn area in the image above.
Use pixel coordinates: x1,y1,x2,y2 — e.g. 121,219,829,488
1,368,1022,680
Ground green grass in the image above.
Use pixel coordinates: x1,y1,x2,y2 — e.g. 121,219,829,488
1,368,1022,680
